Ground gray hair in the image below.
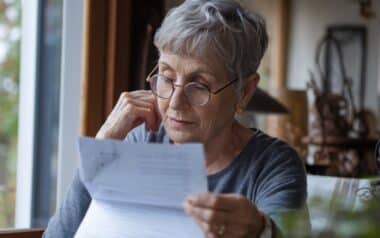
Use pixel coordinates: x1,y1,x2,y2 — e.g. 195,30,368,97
154,0,268,89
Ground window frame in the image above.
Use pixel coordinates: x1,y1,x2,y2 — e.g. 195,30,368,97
15,0,84,228
56,0,83,206
15,0,40,228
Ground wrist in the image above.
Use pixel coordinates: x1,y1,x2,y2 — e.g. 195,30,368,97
254,211,265,236
258,212,273,238
259,211,266,233
96,125,128,140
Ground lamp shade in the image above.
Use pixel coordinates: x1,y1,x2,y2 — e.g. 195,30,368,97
246,87,289,113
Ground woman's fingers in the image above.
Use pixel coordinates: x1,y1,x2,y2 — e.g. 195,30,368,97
184,212,219,238
186,193,242,211
96,90,160,139
183,202,228,225
183,201,230,237
124,104,159,132
183,194,264,238
184,203,259,238
117,92,155,109
119,90,156,104
123,96,160,131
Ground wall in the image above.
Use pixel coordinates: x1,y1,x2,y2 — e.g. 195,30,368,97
287,0,380,115
163,0,380,117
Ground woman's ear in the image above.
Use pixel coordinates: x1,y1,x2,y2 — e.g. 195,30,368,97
237,73,260,111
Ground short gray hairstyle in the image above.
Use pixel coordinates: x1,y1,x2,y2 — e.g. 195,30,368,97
154,0,268,88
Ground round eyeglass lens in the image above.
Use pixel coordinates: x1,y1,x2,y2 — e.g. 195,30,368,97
151,75,173,98
184,82,210,106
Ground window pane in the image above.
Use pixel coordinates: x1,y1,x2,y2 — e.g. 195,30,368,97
0,0,21,228
0,0,63,228
32,0,63,227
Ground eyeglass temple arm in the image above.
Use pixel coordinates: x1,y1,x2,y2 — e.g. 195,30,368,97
146,64,159,82
211,78,239,94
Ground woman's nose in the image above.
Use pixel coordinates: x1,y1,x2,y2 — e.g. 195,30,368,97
168,84,191,110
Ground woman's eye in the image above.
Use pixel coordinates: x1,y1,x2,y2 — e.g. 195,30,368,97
191,76,209,85
194,84,208,91
162,75,175,81
197,81,211,89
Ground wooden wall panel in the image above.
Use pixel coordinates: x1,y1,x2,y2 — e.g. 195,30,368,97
105,0,132,116
273,0,290,89
81,0,132,136
81,0,108,136
80,0,165,137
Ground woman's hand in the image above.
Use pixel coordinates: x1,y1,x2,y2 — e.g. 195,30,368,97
96,90,160,139
183,193,265,238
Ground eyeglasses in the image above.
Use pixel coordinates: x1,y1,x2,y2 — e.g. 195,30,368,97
146,64,238,106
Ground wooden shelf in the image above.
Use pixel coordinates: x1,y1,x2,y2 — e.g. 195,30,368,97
303,136,378,147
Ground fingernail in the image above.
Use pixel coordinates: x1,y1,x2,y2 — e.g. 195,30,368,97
187,195,196,201
182,202,190,213
185,198,194,205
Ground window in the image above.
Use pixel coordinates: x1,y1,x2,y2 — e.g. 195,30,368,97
0,0,63,228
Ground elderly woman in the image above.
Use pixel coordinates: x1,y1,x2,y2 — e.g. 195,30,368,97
44,0,307,237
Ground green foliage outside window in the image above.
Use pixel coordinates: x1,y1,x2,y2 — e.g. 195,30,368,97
282,192,380,237
0,0,21,228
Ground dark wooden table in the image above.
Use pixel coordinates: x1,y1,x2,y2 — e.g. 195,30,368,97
0,228,44,238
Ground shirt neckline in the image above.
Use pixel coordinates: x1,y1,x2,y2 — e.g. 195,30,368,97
207,129,259,180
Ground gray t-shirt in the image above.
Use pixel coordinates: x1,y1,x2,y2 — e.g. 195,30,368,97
43,124,308,237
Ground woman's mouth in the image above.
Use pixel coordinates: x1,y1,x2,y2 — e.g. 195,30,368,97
167,117,194,128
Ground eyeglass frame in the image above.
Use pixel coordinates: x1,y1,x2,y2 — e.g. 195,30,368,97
146,64,238,106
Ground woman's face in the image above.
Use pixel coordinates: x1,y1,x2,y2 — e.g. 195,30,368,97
157,51,240,143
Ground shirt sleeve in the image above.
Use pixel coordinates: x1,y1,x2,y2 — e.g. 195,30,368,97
254,146,310,237
43,124,149,237
124,124,149,142
43,171,91,238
